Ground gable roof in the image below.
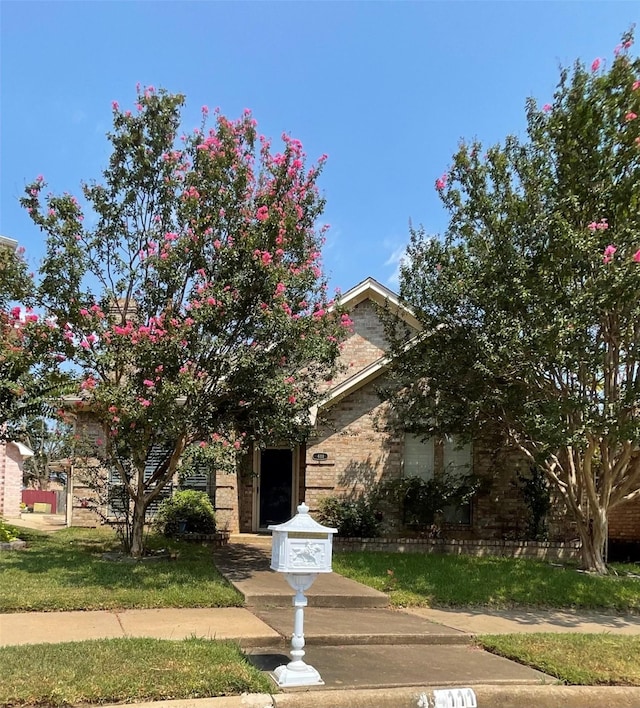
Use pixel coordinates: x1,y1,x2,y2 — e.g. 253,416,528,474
310,277,421,422
335,277,422,331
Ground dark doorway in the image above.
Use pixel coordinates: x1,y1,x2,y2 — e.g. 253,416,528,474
259,448,294,528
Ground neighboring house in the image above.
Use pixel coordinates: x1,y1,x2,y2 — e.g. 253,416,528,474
64,277,640,554
0,440,33,519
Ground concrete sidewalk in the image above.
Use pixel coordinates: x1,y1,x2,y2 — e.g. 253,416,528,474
406,606,640,635
0,608,282,648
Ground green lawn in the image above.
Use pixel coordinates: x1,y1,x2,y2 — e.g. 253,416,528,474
333,551,640,612
0,638,272,707
479,634,640,685
0,526,242,612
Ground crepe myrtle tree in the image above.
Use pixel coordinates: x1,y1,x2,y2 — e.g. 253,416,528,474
22,87,350,556
387,31,640,574
0,237,66,438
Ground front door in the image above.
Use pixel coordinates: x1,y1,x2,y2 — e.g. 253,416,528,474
258,448,294,529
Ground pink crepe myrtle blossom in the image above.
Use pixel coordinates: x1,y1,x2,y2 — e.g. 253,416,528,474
256,205,269,221
542,104,552,113
80,377,97,390
588,219,608,231
602,245,617,264
633,80,640,91
435,173,447,190
143,379,155,388
633,249,640,263
288,395,297,404
138,398,151,407
591,58,601,72
625,112,638,121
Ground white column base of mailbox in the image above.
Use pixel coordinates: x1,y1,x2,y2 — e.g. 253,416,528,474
272,572,324,688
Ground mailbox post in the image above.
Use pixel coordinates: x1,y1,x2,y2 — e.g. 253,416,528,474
269,502,337,687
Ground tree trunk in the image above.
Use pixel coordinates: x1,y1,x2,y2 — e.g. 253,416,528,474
129,497,147,558
577,507,608,575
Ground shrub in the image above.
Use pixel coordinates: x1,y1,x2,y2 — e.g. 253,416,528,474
154,491,216,537
515,465,551,540
317,495,381,537
0,520,18,544
376,473,481,533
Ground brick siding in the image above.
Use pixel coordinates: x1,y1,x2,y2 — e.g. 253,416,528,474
609,498,640,542
0,442,24,519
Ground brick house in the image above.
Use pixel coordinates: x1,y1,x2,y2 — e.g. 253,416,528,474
217,277,639,555
0,440,33,519
65,277,639,555
218,277,571,539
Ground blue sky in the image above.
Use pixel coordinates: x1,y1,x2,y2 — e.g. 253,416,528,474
1,1,637,294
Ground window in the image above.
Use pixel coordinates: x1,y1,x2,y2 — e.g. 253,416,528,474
403,434,472,524
403,434,435,481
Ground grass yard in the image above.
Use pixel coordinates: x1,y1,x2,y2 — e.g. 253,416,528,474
0,638,272,706
0,526,242,612
479,634,640,685
333,551,640,612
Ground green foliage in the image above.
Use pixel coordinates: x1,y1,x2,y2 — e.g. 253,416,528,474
317,493,382,537
515,465,552,540
377,473,480,533
22,87,346,556
155,490,216,537
0,520,18,543
0,240,69,438
387,30,640,573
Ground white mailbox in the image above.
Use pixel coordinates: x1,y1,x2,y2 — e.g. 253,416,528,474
269,502,337,574
268,502,337,688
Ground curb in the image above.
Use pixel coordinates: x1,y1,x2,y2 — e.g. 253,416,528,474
101,684,640,708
